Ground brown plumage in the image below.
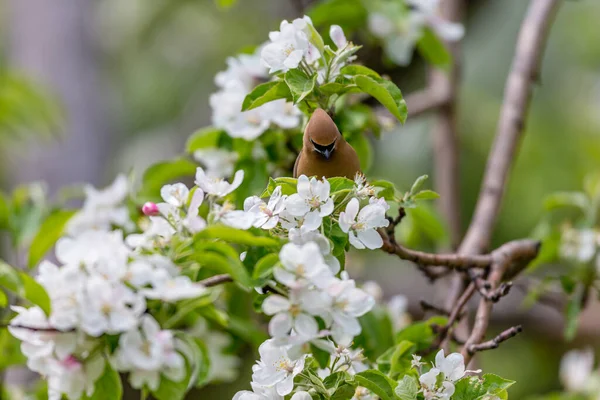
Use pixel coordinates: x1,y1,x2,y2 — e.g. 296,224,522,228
293,108,361,180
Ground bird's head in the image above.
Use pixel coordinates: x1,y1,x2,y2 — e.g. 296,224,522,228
304,108,341,160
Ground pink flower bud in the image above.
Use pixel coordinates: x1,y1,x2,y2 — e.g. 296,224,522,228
142,202,159,216
61,355,82,371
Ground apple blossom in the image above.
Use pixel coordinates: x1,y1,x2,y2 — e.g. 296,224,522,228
274,242,333,288
261,18,311,73
284,176,334,229
339,198,389,249
142,201,160,216
245,186,286,229
194,148,239,179
560,348,595,393
251,340,306,396
195,166,244,197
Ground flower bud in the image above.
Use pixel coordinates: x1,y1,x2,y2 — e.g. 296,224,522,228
142,202,159,216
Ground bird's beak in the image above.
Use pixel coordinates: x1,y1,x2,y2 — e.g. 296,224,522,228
323,149,332,160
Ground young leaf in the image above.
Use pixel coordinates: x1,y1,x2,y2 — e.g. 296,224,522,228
354,75,407,123
395,375,419,400
412,190,440,201
262,177,298,197
28,209,76,268
0,260,23,294
0,192,8,231
452,376,487,400
242,81,292,111
194,251,252,288
565,286,583,341
481,373,515,395
195,226,280,247
417,27,451,69
340,65,381,79
328,177,355,193
285,69,317,104
410,175,429,195
353,370,397,400
185,127,223,153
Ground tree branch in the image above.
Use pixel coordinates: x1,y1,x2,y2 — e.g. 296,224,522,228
467,325,523,354
459,0,561,256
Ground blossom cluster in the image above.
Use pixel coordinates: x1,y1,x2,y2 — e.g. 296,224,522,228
367,0,464,65
234,241,377,399
260,16,355,84
414,350,476,399
8,173,244,399
245,174,390,251
209,46,301,140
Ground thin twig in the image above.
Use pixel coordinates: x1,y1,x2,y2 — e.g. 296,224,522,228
199,274,233,287
467,325,523,354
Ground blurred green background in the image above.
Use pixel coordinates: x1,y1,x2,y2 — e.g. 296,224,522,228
1,0,600,397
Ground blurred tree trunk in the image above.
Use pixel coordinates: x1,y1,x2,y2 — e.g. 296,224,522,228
4,0,110,389
5,0,110,191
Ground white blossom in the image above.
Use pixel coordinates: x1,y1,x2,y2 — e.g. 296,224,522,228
327,279,375,344
561,228,598,263
419,350,473,400
141,273,206,302
262,288,330,338
213,202,256,230
114,315,185,390
233,383,283,400
339,198,389,249
251,340,306,396
261,17,312,73
67,174,132,235
195,167,244,197
160,183,189,208
194,148,239,179
245,186,287,230
46,354,105,400
560,348,595,393
329,25,348,49
284,176,334,229
79,276,145,336
274,242,333,289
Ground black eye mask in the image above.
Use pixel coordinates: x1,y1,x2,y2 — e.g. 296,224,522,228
310,139,336,157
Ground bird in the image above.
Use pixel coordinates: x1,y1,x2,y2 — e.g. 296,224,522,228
293,108,361,180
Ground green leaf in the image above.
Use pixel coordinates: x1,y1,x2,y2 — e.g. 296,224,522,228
195,225,280,247
139,158,197,203
311,343,331,369
372,180,397,201
417,27,452,69
544,192,589,211
83,363,122,400
353,370,397,400
193,339,211,387
412,190,440,201
305,369,329,396
340,65,381,78
0,260,23,294
308,0,367,32
262,177,298,197
152,369,190,400
331,383,357,400
285,69,317,104
215,0,238,8
163,295,214,329
481,373,515,395
410,175,429,195
194,251,251,288
0,289,6,307
28,209,76,268
453,376,487,400
395,318,444,352
242,81,292,111
252,253,280,282
328,177,355,193
395,375,419,400
354,75,407,123
19,272,51,315
185,127,223,153
0,329,26,369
